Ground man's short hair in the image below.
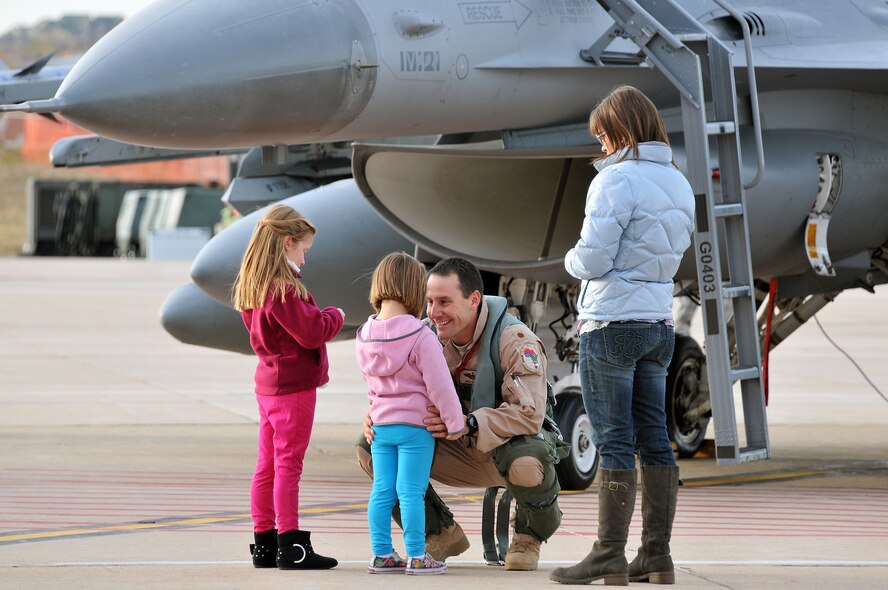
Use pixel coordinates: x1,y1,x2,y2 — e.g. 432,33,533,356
428,257,484,298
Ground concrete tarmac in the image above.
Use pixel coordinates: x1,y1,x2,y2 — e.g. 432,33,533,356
1,258,886,589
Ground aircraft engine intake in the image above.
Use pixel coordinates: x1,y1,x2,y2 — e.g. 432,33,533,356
188,179,413,336
353,142,598,284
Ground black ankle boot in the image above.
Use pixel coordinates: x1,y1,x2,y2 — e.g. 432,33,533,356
277,529,338,570
250,529,278,568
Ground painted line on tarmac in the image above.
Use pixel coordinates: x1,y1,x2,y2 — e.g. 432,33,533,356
2,559,888,569
678,460,888,488
0,494,495,544
3,463,884,545
0,514,251,543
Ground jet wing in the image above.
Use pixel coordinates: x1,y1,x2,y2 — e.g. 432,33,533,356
0,55,74,105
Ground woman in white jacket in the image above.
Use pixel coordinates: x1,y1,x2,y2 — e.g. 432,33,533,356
551,86,694,586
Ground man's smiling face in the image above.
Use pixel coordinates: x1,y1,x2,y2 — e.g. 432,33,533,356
425,272,480,346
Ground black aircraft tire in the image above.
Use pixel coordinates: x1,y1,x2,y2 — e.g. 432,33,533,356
553,389,599,490
666,334,710,458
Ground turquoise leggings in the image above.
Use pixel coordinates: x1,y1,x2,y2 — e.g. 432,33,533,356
368,424,435,557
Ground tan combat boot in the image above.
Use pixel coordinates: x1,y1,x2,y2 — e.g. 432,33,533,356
503,532,541,571
426,522,470,561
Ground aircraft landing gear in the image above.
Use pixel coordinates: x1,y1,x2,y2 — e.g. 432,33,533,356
666,334,710,458
552,387,599,490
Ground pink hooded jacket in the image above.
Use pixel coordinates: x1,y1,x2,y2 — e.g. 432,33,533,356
355,315,464,435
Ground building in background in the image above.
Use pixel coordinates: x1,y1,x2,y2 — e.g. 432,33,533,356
0,112,25,147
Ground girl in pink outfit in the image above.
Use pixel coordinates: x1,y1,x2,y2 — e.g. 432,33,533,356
356,252,465,575
233,205,345,571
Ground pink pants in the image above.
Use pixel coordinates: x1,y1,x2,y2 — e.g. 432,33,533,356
251,389,316,534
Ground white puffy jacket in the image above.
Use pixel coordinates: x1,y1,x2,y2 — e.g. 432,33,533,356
565,142,695,321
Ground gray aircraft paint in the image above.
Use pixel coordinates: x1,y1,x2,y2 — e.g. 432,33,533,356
14,1,888,282
15,1,888,147
13,0,888,353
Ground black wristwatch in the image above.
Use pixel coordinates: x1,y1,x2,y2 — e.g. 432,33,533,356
466,414,479,435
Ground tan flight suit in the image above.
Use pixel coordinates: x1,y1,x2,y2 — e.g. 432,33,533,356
357,297,564,541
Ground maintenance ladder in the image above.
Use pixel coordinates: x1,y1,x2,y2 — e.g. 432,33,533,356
591,0,770,465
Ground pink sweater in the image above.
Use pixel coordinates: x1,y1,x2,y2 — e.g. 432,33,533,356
241,286,344,396
355,315,464,435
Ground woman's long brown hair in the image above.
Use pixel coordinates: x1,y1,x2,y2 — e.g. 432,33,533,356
589,85,671,163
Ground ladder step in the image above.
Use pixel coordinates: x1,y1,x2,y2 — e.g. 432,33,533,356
730,367,760,382
706,121,736,135
739,447,771,462
713,203,744,218
715,445,770,464
721,285,751,299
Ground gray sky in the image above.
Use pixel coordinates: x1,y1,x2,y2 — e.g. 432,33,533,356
1,1,153,36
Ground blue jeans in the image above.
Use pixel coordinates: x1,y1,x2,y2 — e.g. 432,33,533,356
580,321,677,470
368,424,435,557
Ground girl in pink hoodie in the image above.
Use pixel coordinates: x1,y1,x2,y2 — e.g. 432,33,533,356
356,252,465,575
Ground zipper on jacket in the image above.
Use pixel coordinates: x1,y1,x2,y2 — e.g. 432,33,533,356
578,280,590,311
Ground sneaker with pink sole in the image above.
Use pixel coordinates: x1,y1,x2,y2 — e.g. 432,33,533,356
368,551,407,574
405,553,447,575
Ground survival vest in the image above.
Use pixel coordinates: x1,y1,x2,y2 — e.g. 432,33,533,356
469,296,559,427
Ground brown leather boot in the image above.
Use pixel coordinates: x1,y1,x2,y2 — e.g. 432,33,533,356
550,468,636,585
503,532,541,571
426,522,470,561
627,465,679,584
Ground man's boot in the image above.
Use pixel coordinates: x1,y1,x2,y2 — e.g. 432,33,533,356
503,531,541,571
276,529,338,570
425,522,471,561
391,483,470,562
627,465,679,584
249,529,277,568
549,468,636,585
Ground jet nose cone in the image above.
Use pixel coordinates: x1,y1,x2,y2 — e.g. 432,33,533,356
56,0,376,148
160,282,253,354
190,179,413,323
191,206,257,306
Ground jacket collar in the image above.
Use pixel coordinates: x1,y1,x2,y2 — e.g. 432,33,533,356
594,141,673,172
459,296,489,348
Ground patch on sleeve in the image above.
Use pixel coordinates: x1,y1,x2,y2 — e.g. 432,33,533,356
520,343,542,373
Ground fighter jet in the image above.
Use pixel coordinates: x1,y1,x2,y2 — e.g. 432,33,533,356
10,0,888,477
